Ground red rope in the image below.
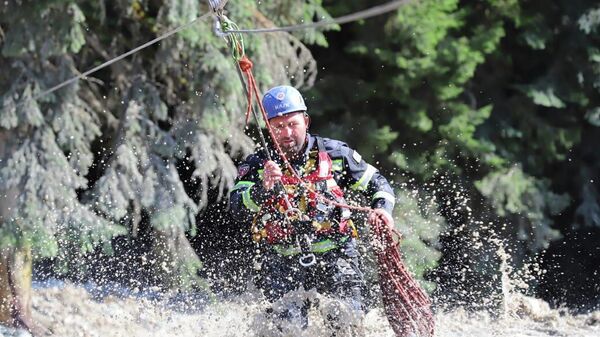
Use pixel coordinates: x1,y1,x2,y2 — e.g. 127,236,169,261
237,55,434,337
370,212,435,337
238,56,254,126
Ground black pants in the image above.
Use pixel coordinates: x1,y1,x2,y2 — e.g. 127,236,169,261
258,238,366,329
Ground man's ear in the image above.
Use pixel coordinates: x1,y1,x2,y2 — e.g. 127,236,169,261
304,113,311,129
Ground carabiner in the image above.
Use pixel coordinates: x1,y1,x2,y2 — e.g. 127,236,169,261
285,207,302,221
299,253,316,267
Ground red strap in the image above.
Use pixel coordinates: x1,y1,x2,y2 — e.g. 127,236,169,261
238,55,254,126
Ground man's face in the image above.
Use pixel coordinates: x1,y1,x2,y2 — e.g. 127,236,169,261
269,111,310,157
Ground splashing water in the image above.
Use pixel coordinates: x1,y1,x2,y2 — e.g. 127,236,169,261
13,281,392,337
0,275,596,337
2,204,598,337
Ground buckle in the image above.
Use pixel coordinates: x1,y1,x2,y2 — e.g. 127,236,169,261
298,253,316,267
297,233,316,267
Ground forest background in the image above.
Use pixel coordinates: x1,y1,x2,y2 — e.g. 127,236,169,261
0,0,599,330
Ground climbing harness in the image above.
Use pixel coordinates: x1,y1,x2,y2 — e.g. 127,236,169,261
250,137,357,271
251,138,354,242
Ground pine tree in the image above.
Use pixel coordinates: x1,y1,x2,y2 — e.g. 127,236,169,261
311,0,600,305
0,0,332,330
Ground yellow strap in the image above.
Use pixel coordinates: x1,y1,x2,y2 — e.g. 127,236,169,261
257,169,264,180
372,191,396,206
232,180,254,191
241,184,260,212
272,237,349,256
351,164,376,191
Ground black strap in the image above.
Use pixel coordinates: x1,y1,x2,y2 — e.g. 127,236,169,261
293,220,314,255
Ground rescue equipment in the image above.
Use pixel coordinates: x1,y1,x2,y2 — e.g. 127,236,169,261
214,9,435,337
371,209,435,337
250,137,354,245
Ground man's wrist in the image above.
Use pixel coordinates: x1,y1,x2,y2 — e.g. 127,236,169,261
373,207,394,226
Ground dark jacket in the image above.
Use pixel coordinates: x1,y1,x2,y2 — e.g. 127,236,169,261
229,134,395,225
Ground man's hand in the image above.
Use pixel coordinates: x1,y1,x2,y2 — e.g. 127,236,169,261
263,160,283,190
368,209,395,231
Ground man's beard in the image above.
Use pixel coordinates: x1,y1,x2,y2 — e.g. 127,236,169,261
279,138,304,159
281,141,300,158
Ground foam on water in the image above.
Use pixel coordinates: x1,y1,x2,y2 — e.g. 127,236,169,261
1,233,597,337
0,280,590,337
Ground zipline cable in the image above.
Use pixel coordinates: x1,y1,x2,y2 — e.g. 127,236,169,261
218,0,410,34
1,12,211,111
3,0,409,111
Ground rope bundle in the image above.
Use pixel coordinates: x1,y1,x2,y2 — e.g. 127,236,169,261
371,213,435,337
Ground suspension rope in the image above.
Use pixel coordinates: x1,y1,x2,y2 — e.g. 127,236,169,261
217,0,410,35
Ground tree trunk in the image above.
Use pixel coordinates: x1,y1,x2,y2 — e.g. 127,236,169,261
0,245,33,329
0,132,48,335
0,245,50,336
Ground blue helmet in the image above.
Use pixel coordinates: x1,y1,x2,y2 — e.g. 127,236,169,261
262,85,307,119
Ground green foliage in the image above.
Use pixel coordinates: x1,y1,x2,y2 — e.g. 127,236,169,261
518,14,551,50
0,127,125,258
85,79,199,236
438,103,495,155
259,0,337,47
517,84,566,108
0,84,44,128
586,107,600,127
475,166,569,250
372,125,398,153
312,0,600,293
326,0,518,178
394,190,445,292
578,6,600,34
0,0,333,288
1,2,86,58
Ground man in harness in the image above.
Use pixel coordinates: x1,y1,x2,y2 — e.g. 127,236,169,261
229,85,395,330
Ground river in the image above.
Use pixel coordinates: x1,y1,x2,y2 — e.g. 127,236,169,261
0,280,595,337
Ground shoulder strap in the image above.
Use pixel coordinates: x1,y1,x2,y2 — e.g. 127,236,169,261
310,136,332,178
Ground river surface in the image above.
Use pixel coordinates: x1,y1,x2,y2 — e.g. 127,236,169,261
1,280,594,337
